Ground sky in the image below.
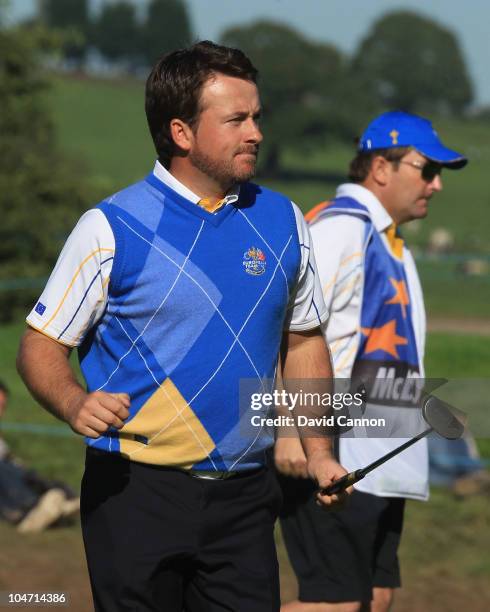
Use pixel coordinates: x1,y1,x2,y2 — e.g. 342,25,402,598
8,0,490,106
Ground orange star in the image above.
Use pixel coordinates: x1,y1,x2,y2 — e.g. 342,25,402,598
361,319,408,359
385,278,410,319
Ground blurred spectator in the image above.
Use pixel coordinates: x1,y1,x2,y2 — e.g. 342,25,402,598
0,380,79,533
429,431,490,497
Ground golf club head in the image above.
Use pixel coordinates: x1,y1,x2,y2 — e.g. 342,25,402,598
422,395,465,440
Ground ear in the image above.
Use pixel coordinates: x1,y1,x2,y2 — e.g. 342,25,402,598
169,118,194,153
370,155,391,186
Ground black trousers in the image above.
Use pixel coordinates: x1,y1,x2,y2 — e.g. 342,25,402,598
81,448,282,611
279,475,405,603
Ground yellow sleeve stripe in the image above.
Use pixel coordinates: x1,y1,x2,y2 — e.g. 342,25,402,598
340,251,362,267
336,343,358,372
72,275,111,346
322,252,362,295
42,248,114,331
329,337,342,355
333,275,361,301
330,329,357,358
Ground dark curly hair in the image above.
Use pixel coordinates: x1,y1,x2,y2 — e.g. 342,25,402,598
145,40,258,168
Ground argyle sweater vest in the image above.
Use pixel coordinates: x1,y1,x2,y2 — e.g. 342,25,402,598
79,175,301,471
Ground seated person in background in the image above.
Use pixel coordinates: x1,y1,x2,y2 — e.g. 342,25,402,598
429,431,490,498
0,379,79,533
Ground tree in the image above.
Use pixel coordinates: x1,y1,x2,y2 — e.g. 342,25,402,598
0,25,91,320
39,0,89,30
221,20,372,174
140,0,193,65
352,11,473,115
39,0,89,66
92,1,140,65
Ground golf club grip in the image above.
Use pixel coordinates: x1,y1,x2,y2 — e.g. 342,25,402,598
320,470,360,496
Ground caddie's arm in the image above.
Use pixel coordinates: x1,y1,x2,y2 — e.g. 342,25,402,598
280,328,352,506
17,327,130,438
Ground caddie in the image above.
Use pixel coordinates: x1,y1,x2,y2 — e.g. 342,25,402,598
276,111,467,612
17,41,348,611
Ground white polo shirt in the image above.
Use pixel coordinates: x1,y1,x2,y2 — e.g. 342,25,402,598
310,183,429,500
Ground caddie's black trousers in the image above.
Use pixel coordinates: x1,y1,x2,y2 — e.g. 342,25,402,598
81,448,282,611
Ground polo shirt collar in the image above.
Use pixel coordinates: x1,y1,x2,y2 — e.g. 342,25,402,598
153,161,240,207
336,183,393,233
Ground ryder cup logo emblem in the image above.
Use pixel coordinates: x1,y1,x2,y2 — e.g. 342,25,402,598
243,246,266,276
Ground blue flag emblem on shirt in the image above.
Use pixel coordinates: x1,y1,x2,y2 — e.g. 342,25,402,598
35,302,46,316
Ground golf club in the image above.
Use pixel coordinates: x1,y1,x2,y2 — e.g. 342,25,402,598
320,395,465,496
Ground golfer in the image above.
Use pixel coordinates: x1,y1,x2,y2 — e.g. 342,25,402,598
17,41,347,611
276,111,467,611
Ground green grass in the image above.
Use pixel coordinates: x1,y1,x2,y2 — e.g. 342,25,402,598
399,487,490,610
418,258,490,318
48,75,155,192
0,323,85,490
425,332,490,377
425,332,490,458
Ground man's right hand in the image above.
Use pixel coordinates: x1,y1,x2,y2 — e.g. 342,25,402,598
65,391,131,438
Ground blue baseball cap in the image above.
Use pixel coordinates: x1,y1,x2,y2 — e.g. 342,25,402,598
358,110,467,169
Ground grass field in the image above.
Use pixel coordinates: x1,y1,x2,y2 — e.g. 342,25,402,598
0,322,489,609
0,323,85,489
44,74,490,318
47,74,490,254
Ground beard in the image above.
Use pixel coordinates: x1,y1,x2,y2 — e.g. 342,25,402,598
189,145,259,188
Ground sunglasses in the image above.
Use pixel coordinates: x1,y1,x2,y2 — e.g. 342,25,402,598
397,160,443,182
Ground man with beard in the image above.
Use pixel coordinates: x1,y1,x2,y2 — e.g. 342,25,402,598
276,111,467,612
17,41,348,611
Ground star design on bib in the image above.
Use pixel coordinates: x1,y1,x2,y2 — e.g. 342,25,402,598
361,319,408,359
385,278,410,319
